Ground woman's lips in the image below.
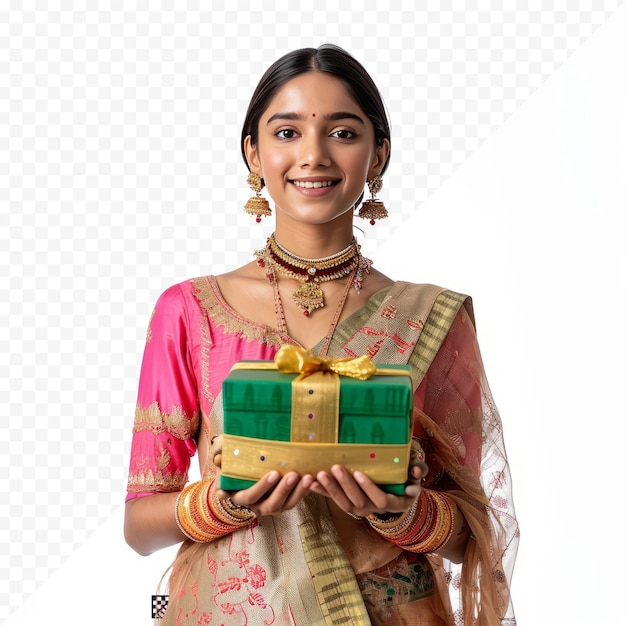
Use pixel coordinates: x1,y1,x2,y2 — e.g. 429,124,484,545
290,179,339,196
291,180,338,189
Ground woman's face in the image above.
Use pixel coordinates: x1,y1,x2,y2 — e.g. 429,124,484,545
245,72,389,226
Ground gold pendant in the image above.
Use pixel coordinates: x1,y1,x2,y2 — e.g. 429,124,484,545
293,281,324,317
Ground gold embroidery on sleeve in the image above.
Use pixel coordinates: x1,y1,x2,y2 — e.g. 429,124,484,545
126,449,188,493
157,443,170,470
127,412,196,493
133,401,199,440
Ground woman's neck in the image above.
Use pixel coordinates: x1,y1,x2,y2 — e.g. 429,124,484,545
273,215,356,259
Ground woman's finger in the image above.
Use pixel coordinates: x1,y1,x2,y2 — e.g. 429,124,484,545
317,467,367,511
230,470,281,507
210,435,224,467
409,438,429,482
232,471,313,516
255,472,312,515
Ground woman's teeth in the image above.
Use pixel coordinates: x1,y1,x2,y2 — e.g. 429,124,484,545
292,180,335,188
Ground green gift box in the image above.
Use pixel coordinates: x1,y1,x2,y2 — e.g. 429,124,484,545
220,357,413,495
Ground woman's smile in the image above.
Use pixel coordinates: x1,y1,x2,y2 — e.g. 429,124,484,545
291,179,338,189
290,177,340,196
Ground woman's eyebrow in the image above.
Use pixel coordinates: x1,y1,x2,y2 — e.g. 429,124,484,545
325,112,365,124
266,111,365,125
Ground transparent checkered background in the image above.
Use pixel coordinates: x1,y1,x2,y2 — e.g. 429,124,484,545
1,1,623,621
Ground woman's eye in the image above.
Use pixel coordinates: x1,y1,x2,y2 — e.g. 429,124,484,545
331,129,355,140
276,129,296,139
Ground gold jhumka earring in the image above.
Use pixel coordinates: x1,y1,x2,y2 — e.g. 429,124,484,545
358,175,387,225
244,172,271,223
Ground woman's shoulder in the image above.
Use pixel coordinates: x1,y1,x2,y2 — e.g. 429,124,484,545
153,268,268,318
387,281,474,326
151,275,217,313
154,276,203,299
393,281,472,306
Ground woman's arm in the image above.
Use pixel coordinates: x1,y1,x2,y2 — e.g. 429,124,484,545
125,422,317,556
310,463,471,563
124,285,200,554
432,499,471,564
124,493,185,556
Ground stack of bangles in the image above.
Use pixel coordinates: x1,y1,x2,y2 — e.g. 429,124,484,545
367,489,455,553
174,478,256,542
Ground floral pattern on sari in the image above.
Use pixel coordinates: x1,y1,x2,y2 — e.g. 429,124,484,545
208,534,276,625
171,522,277,626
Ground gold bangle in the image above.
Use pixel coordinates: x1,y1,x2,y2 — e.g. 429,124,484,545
367,490,425,535
367,489,455,554
409,491,455,553
346,512,364,520
176,479,256,543
222,497,256,523
175,481,215,542
207,481,255,526
174,489,197,542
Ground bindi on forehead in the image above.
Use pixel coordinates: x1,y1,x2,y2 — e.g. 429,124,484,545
312,113,316,117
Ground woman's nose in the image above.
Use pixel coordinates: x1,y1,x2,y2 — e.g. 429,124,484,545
299,133,331,167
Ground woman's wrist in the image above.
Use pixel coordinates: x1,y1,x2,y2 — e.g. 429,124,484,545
208,481,256,525
174,479,256,543
367,490,425,533
367,489,455,554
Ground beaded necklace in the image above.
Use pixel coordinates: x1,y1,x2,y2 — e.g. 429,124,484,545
254,233,372,317
270,264,357,356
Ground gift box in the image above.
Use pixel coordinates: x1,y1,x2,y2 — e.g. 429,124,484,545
220,348,413,495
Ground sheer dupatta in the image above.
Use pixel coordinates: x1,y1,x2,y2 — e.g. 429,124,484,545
328,282,518,625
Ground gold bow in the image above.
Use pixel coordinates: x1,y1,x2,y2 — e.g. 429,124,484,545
274,345,376,380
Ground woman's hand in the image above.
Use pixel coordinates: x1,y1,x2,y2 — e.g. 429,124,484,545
309,437,429,517
209,434,313,517
309,463,426,518
225,470,314,517
213,471,314,518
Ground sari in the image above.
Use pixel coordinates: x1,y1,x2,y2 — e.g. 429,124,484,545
126,276,518,625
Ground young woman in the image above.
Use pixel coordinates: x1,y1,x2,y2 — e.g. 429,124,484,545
124,44,518,626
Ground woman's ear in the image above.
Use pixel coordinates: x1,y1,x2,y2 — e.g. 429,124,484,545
368,138,390,179
243,135,262,176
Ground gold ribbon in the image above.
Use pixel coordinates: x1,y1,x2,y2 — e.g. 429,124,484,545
274,345,377,380
274,346,380,444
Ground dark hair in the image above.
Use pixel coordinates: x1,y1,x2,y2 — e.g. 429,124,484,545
241,44,391,174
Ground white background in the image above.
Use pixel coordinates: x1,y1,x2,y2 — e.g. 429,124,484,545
2,2,625,625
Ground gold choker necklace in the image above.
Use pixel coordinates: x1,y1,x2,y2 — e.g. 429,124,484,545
254,233,372,317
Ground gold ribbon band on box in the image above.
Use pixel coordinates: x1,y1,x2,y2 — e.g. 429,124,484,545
222,435,411,484
224,346,413,483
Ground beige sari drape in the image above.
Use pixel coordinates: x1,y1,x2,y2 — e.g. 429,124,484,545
158,282,517,626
